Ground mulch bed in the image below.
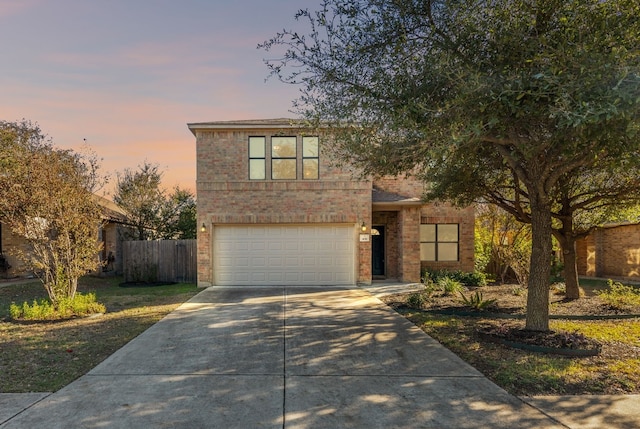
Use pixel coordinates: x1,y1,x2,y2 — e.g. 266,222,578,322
381,284,639,356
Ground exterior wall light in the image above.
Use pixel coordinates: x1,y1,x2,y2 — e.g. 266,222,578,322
201,223,206,233
361,222,367,232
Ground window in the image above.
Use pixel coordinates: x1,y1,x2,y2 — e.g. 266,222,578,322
420,223,459,261
248,135,321,180
302,136,319,179
248,137,266,180
271,136,297,179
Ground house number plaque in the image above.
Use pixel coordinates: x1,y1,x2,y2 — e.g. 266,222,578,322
359,234,370,242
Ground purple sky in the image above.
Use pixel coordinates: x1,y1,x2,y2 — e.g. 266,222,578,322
0,0,320,194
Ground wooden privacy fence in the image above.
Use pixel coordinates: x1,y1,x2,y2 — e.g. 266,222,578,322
122,239,196,283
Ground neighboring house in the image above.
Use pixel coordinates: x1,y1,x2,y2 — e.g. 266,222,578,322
95,195,137,276
0,195,133,279
576,222,640,280
189,119,474,287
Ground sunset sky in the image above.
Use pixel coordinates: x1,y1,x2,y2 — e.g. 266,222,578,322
0,0,320,196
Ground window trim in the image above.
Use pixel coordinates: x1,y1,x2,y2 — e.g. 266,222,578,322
302,136,319,180
420,223,459,262
248,136,266,180
271,136,297,180
247,135,321,181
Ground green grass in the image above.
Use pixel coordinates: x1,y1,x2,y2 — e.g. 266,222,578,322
577,277,640,297
0,276,200,392
552,319,640,345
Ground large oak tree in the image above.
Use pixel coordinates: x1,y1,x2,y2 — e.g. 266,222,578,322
262,0,640,330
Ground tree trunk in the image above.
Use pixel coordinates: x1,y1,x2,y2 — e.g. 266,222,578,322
562,238,581,299
554,228,582,300
526,197,552,331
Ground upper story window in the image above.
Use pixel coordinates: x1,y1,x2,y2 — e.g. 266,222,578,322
271,136,297,179
248,136,266,180
302,136,319,180
248,136,320,180
420,223,459,262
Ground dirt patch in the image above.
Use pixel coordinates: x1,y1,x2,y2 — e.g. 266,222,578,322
381,284,640,317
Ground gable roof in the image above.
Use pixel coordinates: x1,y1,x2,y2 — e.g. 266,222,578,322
92,194,130,224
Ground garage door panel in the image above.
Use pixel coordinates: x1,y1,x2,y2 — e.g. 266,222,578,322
268,256,284,267
213,225,355,286
250,242,265,251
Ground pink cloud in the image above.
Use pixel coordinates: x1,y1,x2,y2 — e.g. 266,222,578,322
0,0,42,18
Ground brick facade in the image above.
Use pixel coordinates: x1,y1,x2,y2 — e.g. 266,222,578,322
190,119,475,287
576,224,640,279
0,223,29,277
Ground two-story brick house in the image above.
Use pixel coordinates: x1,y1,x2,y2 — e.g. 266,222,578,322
189,119,474,287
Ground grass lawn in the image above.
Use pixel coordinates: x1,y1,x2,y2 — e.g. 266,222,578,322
0,276,200,393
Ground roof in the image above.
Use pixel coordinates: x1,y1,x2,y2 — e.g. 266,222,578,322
187,118,309,135
92,194,130,224
372,188,422,207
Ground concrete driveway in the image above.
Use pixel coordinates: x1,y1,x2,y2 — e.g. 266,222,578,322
1,286,566,428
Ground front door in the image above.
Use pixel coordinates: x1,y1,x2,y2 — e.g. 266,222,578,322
371,226,385,276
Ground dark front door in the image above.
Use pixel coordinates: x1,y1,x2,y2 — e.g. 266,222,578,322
371,226,385,276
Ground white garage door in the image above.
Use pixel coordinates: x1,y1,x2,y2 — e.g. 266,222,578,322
213,225,355,286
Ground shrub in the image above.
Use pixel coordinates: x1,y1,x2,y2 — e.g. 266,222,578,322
459,291,497,311
458,271,488,287
422,269,487,286
10,299,54,320
406,292,428,309
421,268,449,284
9,293,106,320
596,280,640,309
438,277,465,295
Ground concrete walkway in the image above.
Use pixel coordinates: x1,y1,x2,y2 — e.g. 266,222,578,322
0,285,636,428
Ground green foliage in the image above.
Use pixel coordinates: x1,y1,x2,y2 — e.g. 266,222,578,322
9,293,106,320
460,271,488,287
437,277,465,296
127,262,159,284
474,226,491,273
459,291,497,311
550,260,565,283
596,280,640,309
160,187,197,239
406,292,428,309
474,204,532,286
114,164,197,240
114,162,166,240
263,0,640,331
423,268,486,287
0,120,104,305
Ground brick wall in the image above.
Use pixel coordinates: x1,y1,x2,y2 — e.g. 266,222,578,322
195,126,372,286
194,123,476,286
0,224,30,277
420,204,475,273
577,224,640,279
576,234,596,277
373,176,475,277
373,175,423,197
398,207,422,282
